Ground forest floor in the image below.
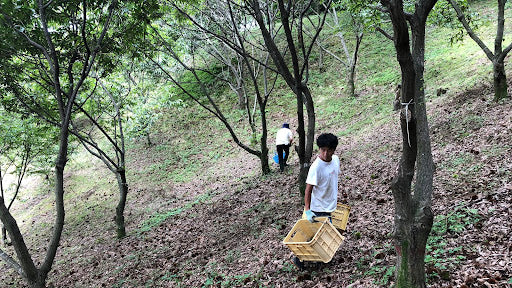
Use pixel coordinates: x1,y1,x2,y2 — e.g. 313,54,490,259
1,82,511,287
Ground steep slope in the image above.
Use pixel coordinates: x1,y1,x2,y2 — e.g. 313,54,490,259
2,81,509,287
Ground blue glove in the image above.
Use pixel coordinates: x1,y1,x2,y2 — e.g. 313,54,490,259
305,210,316,223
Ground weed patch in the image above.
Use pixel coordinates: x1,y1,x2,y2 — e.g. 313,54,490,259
138,192,213,233
354,243,395,286
426,203,481,282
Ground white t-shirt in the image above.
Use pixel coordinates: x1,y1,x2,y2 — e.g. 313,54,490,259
275,128,293,145
306,155,340,212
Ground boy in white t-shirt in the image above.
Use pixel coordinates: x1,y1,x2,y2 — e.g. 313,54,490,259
293,133,339,270
304,133,339,222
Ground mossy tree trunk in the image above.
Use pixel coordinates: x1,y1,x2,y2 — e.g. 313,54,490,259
380,0,436,286
115,169,128,239
493,60,508,101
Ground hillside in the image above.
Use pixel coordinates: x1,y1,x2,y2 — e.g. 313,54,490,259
2,83,510,288
1,1,512,287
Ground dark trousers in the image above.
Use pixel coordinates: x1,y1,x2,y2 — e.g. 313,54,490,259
276,144,290,171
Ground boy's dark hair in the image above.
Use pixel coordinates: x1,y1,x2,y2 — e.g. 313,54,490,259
316,133,338,149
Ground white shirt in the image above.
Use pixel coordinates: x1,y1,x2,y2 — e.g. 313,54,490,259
275,128,293,145
306,155,340,212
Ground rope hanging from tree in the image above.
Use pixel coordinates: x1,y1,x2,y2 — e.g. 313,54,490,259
401,99,414,147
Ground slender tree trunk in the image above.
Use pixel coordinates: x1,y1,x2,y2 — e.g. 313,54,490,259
493,0,509,101
449,0,511,102
37,127,68,285
145,133,152,147
304,89,315,167
2,225,7,245
493,60,508,101
0,199,38,283
236,86,245,110
296,86,307,196
259,106,270,175
115,169,128,239
296,85,316,197
318,47,324,72
259,146,270,174
348,34,362,98
247,0,325,189
347,67,356,98
347,33,364,97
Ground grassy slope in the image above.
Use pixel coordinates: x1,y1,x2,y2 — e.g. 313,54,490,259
1,0,511,287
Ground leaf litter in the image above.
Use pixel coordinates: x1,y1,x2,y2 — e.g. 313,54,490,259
0,83,511,287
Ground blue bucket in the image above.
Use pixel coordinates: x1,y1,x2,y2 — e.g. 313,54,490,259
273,151,286,164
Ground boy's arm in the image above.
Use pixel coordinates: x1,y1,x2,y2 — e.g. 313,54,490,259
304,184,314,211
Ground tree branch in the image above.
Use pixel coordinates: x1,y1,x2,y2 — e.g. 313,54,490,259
0,248,24,277
376,26,394,41
448,0,494,60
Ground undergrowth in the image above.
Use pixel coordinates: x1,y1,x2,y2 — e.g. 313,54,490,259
354,203,482,286
138,191,215,234
425,203,481,283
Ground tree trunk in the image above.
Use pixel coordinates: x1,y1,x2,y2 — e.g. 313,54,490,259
37,128,68,284
347,34,362,98
493,60,508,101
304,91,315,167
28,277,46,288
383,0,436,286
145,133,152,147
347,67,356,98
236,86,245,110
259,106,271,175
297,85,316,197
1,225,7,245
259,150,270,175
248,0,324,189
115,169,128,239
296,85,307,197
318,47,324,72
0,198,38,282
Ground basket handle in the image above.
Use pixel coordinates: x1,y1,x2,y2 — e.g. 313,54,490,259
312,216,331,224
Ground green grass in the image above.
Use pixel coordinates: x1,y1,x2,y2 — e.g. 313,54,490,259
63,157,118,230
138,191,214,233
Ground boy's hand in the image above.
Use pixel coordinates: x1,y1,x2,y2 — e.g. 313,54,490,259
305,210,316,222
